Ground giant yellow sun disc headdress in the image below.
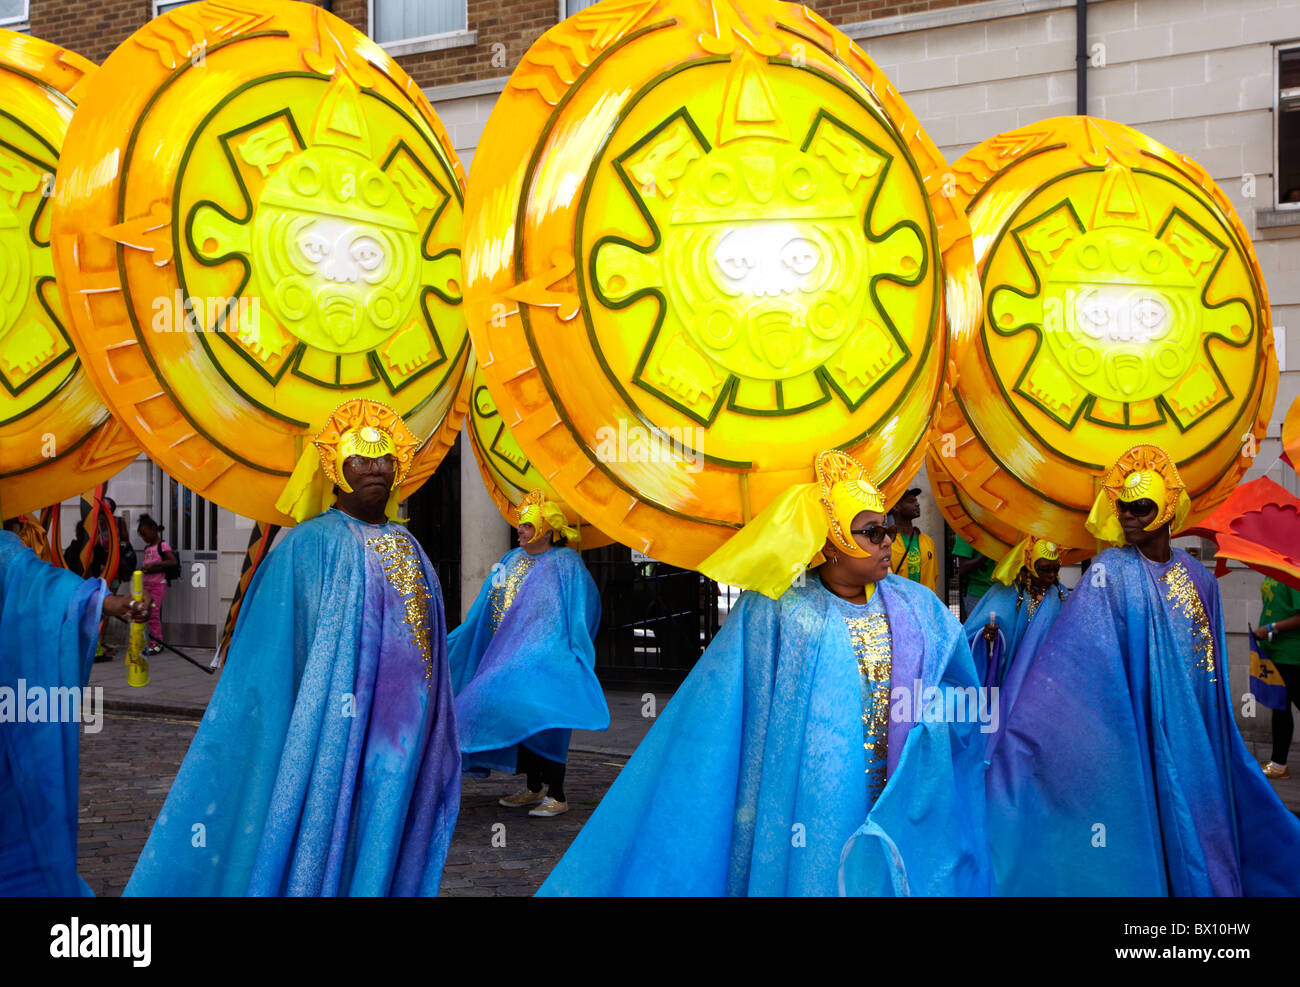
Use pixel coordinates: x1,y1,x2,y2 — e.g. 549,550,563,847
991,535,1060,586
511,489,580,546
275,399,420,524
700,450,887,599
1085,444,1191,545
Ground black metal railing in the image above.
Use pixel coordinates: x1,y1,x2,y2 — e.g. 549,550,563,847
583,544,723,688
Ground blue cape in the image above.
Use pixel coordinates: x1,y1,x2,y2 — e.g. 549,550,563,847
449,545,605,771
988,546,1300,896
539,574,992,896
964,582,1067,732
0,531,107,896
125,509,460,897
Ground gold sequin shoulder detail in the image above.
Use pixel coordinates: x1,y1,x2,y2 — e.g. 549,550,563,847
489,554,538,632
1161,562,1216,681
366,531,435,682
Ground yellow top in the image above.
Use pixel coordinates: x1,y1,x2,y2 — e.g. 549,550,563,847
700,450,888,599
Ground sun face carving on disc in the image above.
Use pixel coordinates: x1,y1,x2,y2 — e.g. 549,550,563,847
0,137,75,410
989,164,1252,432
588,52,926,426
187,73,461,394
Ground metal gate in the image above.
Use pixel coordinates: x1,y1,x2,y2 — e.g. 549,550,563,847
147,463,223,647
583,544,735,688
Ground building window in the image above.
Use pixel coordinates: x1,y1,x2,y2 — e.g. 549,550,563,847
0,0,28,27
152,0,196,15
559,0,600,18
371,0,467,45
1278,45,1300,208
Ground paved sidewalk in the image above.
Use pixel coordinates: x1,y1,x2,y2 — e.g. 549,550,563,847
89,647,674,757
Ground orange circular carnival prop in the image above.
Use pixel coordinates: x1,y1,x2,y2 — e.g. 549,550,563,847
50,0,470,524
466,361,614,548
929,116,1277,557
464,0,978,569
0,30,140,518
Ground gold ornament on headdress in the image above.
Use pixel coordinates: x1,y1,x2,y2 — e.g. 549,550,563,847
312,400,419,492
1085,444,1191,545
992,535,1060,586
510,489,579,546
275,399,420,525
816,450,887,559
699,449,889,599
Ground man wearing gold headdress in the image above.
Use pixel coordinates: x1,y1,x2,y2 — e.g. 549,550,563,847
539,452,991,896
126,400,461,897
448,490,606,819
963,536,1067,696
988,445,1300,896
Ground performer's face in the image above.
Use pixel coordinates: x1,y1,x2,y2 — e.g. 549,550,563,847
1031,557,1060,590
844,509,895,584
337,454,396,520
1116,497,1161,546
519,523,556,554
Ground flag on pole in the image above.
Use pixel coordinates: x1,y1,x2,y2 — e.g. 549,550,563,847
1249,627,1289,711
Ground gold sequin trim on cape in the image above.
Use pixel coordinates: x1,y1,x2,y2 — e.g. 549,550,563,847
1160,562,1216,681
845,611,892,803
366,532,435,681
489,554,538,632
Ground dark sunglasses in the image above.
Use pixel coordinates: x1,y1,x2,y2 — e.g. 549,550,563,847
1115,498,1157,517
849,515,897,545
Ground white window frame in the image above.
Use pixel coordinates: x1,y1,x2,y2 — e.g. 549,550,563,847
558,0,599,20
368,0,476,58
0,0,29,29
1274,41,1300,210
152,0,196,16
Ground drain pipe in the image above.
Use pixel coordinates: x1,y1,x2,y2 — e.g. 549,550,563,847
1076,0,1088,114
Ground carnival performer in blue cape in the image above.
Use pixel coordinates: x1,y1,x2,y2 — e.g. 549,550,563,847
0,524,150,895
539,451,992,897
964,536,1068,718
126,400,460,897
988,445,1300,896
449,490,605,818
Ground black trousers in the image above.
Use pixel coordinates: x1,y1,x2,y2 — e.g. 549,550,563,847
1270,661,1300,764
517,744,566,802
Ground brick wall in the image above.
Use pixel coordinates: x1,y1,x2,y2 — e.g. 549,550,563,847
24,0,990,82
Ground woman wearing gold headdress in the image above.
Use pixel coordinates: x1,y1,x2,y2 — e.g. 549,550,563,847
539,451,991,897
988,445,1300,896
448,491,606,819
963,535,1067,695
127,399,461,897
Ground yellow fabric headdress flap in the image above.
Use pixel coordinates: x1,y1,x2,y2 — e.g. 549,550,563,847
1172,488,1191,533
991,536,1032,586
699,483,828,600
276,444,337,525
1085,487,1125,546
541,501,579,546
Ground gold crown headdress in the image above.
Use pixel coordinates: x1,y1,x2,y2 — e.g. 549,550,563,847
991,535,1060,586
275,399,420,524
700,449,889,599
816,451,886,559
510,489,579,546
1085,444,1190,545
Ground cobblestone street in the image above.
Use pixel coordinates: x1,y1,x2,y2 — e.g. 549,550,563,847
78,710,626,897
